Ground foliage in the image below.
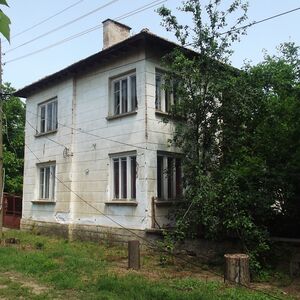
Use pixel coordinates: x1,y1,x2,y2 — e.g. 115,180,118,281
0,0,10,41
2,83,25,194
158,0,300,271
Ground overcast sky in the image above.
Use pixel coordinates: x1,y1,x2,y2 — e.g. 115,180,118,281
2,0,300,91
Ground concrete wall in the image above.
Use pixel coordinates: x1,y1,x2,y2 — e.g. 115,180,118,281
23,45,178,235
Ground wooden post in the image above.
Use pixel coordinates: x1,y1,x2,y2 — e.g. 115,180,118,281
224,253,250,286
128,240,140,270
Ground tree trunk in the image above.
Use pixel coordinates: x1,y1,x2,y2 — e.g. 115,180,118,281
224,253,250,286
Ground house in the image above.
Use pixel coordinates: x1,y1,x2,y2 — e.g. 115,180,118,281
15,19,184,241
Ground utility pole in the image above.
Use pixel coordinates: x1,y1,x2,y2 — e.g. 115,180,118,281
0,38,3,237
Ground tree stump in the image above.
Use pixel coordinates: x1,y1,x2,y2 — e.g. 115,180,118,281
224,253,250,286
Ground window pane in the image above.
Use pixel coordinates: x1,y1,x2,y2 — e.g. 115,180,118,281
157,156,163,199
176,158,182,197
155,74,162,110
39,168,45,198
47,102,53,131
40,106,46,133
51,166,56,199
53,101,58,130
167,157,173,199
121,79,128,113
121,157,127,198
165,79,171,113
114,81,120,115
130,75,137,110
45,167,50,198
113,159,119,198
131,156,136,199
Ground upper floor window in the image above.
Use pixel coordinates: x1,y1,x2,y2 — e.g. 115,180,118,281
111,73,137,116
157,153,182,200
39,163,56,200
155,71,177,113
38,98,58,134
111,153,137,200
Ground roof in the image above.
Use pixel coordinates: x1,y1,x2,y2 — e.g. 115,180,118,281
15,30,191,98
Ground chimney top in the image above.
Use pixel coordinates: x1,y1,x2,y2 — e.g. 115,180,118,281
102,19,132,30
102,19,131,49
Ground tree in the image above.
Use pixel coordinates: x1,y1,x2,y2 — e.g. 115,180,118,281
2,83,25,194
0,0,10,41
158,0,300,270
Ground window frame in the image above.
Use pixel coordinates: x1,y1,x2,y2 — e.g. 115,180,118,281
110,152,137,201
37,162,56,201
155,70,176,113
110,72,137,117
37,98,58,134
157,152,182,201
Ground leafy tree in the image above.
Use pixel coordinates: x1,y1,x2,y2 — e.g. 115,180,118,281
2,83,25,194
0,0,10,41
158,1,300,270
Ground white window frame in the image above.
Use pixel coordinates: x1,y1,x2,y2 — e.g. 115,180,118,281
155,70,176,113
110,152,137,200
38,98,58,134
111,73,137,116
157,153,182,200
38,163,56,200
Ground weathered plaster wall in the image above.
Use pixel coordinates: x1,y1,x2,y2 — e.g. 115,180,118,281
23,45,176,234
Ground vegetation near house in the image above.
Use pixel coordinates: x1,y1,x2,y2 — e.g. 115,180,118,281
2,83,25,195
158,0,300,272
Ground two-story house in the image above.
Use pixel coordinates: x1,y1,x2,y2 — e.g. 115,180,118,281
16,19,184,241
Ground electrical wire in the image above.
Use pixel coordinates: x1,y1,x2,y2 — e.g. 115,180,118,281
220,6,300,36
4,0,167,64
5,0,119,53
6,0,84,42
25,109,152,151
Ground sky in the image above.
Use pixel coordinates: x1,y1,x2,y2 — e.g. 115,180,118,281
2,0,300,92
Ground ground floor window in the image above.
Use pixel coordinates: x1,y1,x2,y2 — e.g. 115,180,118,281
157,153,182,200
112,153,137,200
39,163,56,200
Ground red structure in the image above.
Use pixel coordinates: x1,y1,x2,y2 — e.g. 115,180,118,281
3,193,22,229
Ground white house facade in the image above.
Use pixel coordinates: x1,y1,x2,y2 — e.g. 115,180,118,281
16,20,184,241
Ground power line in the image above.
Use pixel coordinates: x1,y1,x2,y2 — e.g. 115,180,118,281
4,0,167,64
5,0,119,53
5,0,84,42
220,6,300,36
25,109,154,152
23,141,283,300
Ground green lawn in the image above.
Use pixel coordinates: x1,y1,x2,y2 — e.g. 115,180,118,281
0,230,291,300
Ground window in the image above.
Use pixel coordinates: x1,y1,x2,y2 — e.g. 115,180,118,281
39,164,56,200
38,98,58,134
155,71,176,113
111,73,137,116
157,154,182,200
112,154,137,200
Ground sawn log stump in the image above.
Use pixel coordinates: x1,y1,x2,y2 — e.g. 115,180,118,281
224,253,250,286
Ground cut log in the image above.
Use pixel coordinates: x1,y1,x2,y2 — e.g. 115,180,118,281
128,240,140,270
224,253,250,286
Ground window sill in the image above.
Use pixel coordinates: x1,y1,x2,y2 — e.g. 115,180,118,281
31,200,56,204
154,200,181,207
35,130,58,137
105,200,138,206
155,110,169,117
106,110,137,121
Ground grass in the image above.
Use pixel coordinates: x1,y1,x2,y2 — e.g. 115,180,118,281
0,230,293,300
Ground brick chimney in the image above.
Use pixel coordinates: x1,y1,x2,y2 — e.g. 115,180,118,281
102,19,131,49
